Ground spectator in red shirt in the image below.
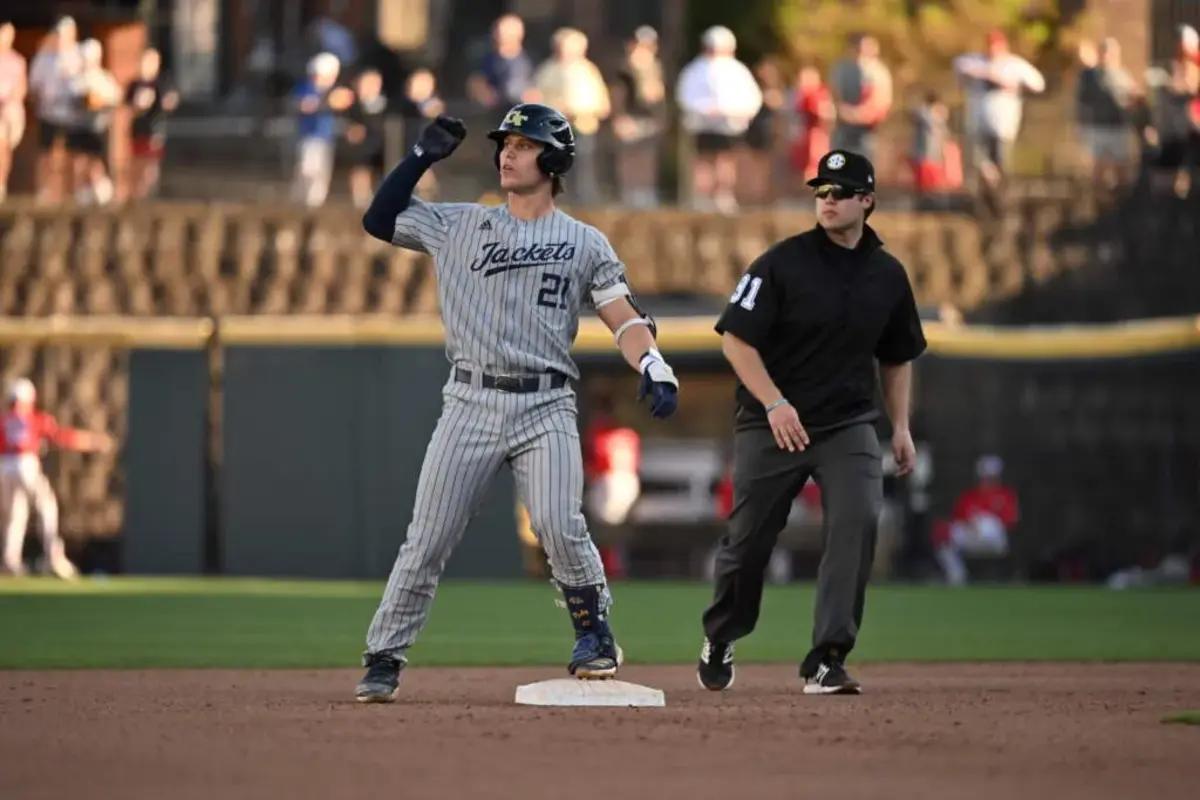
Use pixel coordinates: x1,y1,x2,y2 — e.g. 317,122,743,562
910,90,963,196
1,378,112,578
932,454,1019,585
788,66,834,184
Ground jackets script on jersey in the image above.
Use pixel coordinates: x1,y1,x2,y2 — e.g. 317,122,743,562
469,241,578,276
390,199,628,380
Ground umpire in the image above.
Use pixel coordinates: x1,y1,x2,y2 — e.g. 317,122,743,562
697,150,926,695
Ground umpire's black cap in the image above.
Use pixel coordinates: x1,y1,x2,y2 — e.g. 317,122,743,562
807,150,876,192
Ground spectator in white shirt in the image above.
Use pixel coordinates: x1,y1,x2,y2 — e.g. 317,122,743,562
67,38,120,205
28,16,82,204
953,29,1045,195
534,27,610,205
676,26,762,213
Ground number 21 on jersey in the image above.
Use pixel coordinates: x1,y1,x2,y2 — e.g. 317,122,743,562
538,272,571,310
730,274,763,310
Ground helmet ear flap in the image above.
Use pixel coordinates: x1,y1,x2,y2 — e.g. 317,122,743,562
496,144,572,177
537,148,573,177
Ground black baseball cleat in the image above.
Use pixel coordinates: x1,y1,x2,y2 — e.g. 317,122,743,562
355,653,402,703
697,638,735,691
561,583,622,679
569,631,623,679
802,658,862,695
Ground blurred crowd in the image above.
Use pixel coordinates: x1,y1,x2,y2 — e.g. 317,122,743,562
0,16,177,206
0,14,1198,210
1076,25,1200,200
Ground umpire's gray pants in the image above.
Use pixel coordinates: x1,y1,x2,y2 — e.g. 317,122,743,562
702,422,883,675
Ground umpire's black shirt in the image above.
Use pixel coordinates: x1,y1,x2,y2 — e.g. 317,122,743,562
715,223,926,432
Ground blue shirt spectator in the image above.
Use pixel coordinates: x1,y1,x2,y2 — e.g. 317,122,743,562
291,53,348,207
478,50,534,107
467,14,535,109
294,78,337,141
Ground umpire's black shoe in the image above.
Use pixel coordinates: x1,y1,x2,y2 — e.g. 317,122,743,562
802,658,861,695
355,653,402,703
697,637,735,691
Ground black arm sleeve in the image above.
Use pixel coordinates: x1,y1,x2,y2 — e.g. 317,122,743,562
361,150,435,242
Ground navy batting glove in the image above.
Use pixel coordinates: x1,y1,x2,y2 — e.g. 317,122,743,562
637,352,679,419
415,115,467,161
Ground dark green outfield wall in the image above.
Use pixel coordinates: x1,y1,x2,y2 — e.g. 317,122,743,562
123,349,209,574
123,344,1200,580
124,346,523,578
218,346,522,579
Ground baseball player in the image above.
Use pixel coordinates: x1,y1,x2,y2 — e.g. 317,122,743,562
1,378,112,578
932,454,1019,585
583,397,641,527
354,104,680,703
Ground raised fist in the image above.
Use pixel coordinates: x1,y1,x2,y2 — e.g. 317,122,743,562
415,115,467,161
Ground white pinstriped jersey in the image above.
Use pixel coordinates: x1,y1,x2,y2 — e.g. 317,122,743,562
392,199,627,380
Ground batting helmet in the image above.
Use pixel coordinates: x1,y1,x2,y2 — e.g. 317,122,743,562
487,104,575,177
7,377,35,405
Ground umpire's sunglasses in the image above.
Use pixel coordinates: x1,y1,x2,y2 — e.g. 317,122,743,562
812,184,866,201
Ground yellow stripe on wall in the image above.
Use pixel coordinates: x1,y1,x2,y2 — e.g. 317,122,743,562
0,316,213,349
218,315,446,346
1,315,1198,360
921,316,1200,359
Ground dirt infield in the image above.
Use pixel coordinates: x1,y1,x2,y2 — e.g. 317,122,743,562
2,663,1197,799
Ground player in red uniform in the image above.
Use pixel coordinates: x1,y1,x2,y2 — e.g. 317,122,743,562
1,378,112,577
582,400,641,578
931,454,1018,585
583,402,641,526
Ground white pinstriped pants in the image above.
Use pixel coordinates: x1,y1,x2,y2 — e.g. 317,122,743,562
365,373,607,660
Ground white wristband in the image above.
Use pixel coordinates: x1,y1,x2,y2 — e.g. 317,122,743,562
640,350,678,389
638,348,663,371
765,397,790,413
614,316,651,345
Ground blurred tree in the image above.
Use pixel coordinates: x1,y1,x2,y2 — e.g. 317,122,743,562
777,1,1061,91
686,1,1077,97
684,0,783,68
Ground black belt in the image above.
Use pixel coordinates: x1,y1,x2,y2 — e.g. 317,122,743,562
455,368,567,393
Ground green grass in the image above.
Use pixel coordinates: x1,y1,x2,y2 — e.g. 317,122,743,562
1162,711,1200,726
0,577,1197,669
